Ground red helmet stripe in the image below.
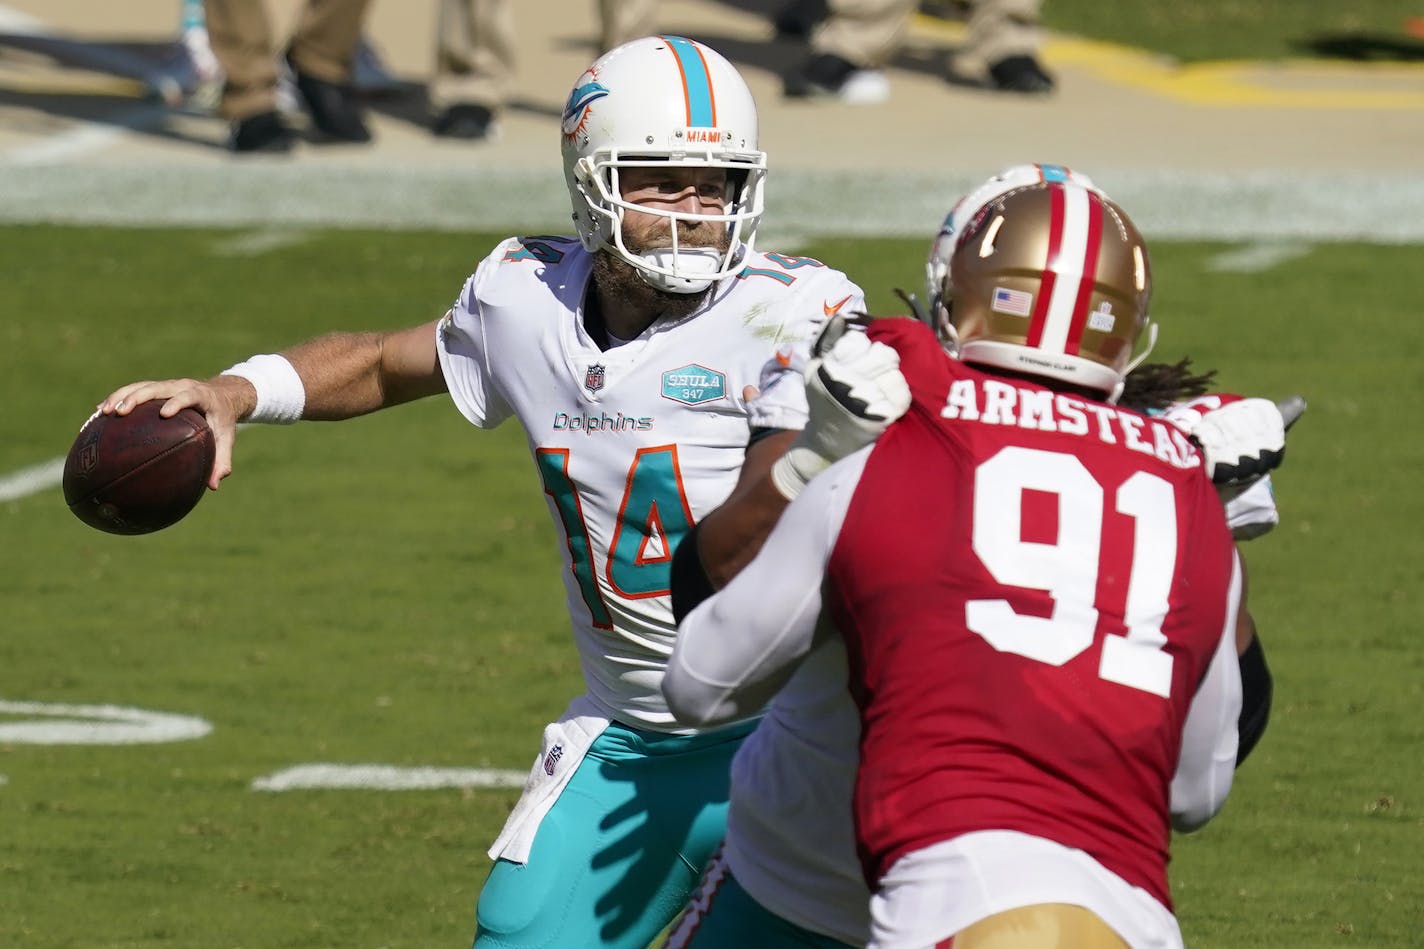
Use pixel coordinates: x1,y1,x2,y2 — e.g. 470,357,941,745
1063,189,1106,355
1025,182,1065,348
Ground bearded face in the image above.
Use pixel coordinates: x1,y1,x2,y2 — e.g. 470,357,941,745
593,213,733,323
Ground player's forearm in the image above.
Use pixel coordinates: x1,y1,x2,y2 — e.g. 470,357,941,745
694,431,796,588
277,332,399,420
222,327,444,422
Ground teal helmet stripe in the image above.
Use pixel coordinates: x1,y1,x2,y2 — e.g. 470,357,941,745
662,35,716,127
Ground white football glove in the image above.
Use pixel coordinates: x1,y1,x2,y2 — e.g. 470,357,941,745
1222,476,1280,541
1188,397,1301,487
770,317,912,500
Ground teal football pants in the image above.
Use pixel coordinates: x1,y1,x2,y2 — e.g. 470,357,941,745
473,719,757,949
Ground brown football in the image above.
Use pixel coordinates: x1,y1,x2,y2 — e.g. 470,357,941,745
63,401,216,535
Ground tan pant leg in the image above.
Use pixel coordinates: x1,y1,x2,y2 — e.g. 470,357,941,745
951,903,1131,949
811,0,918,69
431,0,516,111
288,0,372,83
964,0,1043,71
597,0,658,52
204,0,278,119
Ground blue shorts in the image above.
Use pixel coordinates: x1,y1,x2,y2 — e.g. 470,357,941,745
665,847,855,948
473,718,758,949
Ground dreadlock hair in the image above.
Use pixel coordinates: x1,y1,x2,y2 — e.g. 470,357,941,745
1119,357,1217,413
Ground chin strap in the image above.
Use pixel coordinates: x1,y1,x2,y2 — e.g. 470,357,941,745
635,248,721,294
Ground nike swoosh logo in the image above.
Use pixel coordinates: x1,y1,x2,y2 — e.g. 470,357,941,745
824,294,853,317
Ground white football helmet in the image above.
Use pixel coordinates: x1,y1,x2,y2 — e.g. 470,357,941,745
924,164,1099,340
928,167,1157,402
560,35,767,294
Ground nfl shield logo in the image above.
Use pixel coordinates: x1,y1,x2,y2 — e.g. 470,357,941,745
543,743,564,776
584,363,606,394
77,436,99,475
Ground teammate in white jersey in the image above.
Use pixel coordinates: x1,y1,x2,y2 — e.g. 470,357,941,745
94,35,902,949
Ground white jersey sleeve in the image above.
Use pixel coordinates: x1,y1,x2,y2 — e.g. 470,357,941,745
1222,475,1279,540
435,252,516,429
1170,551,1244,832
744,299,867,433
663,446,869,727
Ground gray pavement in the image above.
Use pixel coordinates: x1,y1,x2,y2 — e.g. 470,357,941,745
1,0,1421,240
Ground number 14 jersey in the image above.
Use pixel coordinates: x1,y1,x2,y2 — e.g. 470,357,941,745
436,236,863,731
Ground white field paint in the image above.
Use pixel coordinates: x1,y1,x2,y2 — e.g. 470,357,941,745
4,104,173,165
210,229,314,257
0,700,213,744
0,163,1421,243
251,763,528,792
0,457,64,502
0,4,184,164
1207,242,1313,272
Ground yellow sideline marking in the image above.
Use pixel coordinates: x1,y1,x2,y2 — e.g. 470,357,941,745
910,13,1424,109
0,72,150,97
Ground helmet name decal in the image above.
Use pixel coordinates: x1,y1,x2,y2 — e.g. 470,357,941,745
681,127,726,144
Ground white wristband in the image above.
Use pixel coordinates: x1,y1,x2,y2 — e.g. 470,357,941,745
769,447,827,502
221,354,306,424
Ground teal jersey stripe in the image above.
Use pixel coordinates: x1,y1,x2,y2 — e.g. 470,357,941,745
664,35,716,127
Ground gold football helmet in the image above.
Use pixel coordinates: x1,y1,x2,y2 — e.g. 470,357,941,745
931,174,1155,402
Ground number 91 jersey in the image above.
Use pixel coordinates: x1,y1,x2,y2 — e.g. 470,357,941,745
436,236,864,731
838,317,1240,908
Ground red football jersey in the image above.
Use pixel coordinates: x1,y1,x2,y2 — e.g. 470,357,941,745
828,318,1239,907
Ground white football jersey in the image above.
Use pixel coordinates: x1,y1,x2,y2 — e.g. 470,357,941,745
436,236,864,731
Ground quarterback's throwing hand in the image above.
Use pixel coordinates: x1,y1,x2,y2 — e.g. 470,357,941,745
1190,396,1301,486
771,317,912,500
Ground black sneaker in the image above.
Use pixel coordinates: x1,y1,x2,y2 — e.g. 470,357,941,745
229,110,297,153
287,57,372,142
987,54,1055,94
784,53,890,104
432,103,497,140
773,0,828,39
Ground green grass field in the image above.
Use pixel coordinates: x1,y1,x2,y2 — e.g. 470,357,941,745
1043,0,1419,63
2,224,1421,947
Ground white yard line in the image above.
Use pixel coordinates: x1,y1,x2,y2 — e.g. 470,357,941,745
0,700,212,744
251,763,528,792
3,103,172,164
1207,241,1313,273
0,457,63,502
210,229,314,257
2,164,1422,240
0,3,181,164
0,3,44,31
